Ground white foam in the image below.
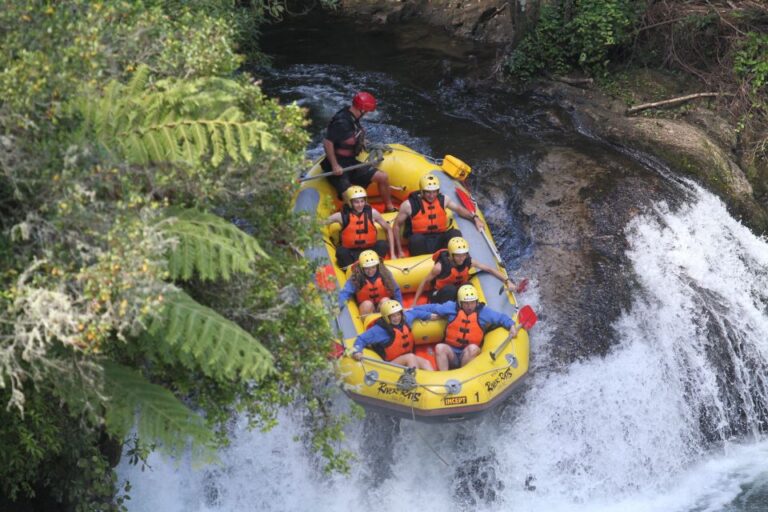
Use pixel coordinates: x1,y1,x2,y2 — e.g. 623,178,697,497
120,183,768,512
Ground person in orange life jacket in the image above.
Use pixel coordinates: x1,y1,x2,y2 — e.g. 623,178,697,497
351,299,435,370
418,284,517,371
321,91,396,212
412,237,521,305
338,250,402,317
324,186,395,268
393,173,484,257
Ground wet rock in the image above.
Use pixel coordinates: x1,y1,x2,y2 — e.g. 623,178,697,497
454,452,505,507
515,147,674,363
360,411,401,485
538,81,768,235
337,0,532,44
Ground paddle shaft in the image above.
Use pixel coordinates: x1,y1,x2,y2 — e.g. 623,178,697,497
299,158,382,183
357,354,410,371
455,188,513,295
490,326,518,361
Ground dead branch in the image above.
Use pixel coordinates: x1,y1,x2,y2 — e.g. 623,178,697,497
547,74,594,87
626,92,729,115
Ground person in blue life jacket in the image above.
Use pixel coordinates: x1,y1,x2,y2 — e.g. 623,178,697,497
351,299,435,370
324,186,395,268
322,91,396,212
418,284,519,371
412,237,521,305
338,250,402,317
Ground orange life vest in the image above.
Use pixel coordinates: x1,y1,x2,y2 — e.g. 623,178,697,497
444,304,485,348
431,249,472,290
355,273,388,305
340,205,378,249
408,192,449,234
372,318,415,360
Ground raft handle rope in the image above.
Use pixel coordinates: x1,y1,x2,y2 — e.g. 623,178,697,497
355,354,518,397
384,255,432,275
366,143,443,167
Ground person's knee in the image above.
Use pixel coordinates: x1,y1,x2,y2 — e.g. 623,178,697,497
464,345,481,359
359,300,374,315
435,344,451,356
374,171,389,183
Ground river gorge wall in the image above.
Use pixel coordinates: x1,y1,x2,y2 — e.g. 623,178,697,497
331,0,768,234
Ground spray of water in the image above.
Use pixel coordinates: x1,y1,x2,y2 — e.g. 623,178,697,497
119,156,768,512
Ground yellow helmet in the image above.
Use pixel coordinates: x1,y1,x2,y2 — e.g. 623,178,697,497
447,237,469,255
419,174,440,192
358,250,380,268
457,284,479,303
343,185,367,207
379,299,403,323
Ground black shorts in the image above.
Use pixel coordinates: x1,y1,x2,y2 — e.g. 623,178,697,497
321,157,378,198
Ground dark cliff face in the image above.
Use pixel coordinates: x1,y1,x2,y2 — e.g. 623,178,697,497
326,2,768,236
336,0,545,44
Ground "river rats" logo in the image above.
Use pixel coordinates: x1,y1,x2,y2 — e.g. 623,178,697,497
377,383,421,402
485,367,514,392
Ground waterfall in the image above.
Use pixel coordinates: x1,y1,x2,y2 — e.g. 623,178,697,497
119,180,768,512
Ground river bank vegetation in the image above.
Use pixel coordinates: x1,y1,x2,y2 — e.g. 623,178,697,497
3,0,767,509
504,0,768,212
0,1,347,510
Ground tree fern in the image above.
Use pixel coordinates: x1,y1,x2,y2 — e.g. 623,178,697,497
159,208,267,281
71,65,276,168
102,361,215,460
149,291,274,382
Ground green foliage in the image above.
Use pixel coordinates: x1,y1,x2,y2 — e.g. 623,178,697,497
160,209,268,281
1,0,348,508
102,361,215,460
735,32,768,96
72,68,276,168
0,2,245,129
0,388,122,511
149,290,274,381
505,0,643,80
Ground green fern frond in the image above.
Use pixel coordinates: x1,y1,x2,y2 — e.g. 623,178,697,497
73,66,279,168
126,65,151,96
102,361,215,460
160,208,267,281
209,122,225,167
149,291,274,381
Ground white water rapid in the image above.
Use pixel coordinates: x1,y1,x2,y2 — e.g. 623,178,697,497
119,182,768,512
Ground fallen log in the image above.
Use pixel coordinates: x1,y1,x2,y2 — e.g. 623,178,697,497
626,92,729,115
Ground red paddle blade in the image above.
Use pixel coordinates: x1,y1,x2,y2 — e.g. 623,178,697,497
518,305,538,330
516,278,529,294
455,187,477,214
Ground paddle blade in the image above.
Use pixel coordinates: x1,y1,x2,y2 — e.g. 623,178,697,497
455,187,476,214
518,305,538,330
315,264,337,291
516,278,529,294
329,341,345,360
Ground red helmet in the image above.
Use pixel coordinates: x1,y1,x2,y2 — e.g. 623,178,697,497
352,92,377,112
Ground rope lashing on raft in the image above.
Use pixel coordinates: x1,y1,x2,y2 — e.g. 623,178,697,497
366,143,444,166
356,355,518,397
383,255,432,275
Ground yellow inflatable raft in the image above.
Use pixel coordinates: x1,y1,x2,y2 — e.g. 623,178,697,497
294,144,530,421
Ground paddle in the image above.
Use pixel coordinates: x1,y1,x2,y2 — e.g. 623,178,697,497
299,158,383,183
455,187,528,295
489,305,538,364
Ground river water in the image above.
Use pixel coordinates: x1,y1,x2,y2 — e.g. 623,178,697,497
118,13,768,512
